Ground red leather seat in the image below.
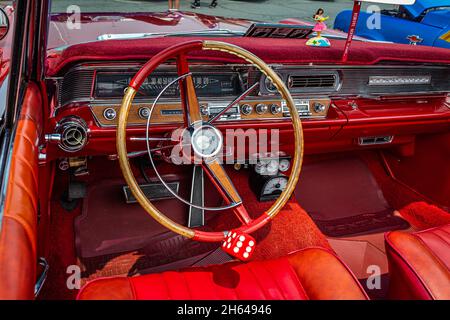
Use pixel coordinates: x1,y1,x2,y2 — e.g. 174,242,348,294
0,84,42,300
78,248,368,300
385,224,450,300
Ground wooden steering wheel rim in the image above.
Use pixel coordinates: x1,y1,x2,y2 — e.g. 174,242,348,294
116,40,304,242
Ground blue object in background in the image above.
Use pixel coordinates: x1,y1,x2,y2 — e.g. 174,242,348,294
334,0,450,49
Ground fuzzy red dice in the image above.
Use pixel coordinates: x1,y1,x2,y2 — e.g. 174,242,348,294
221,230,256,261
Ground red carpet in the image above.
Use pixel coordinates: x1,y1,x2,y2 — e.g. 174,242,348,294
295,156,409,236
360,151,450,230
223,169,332,260
38,202,79,300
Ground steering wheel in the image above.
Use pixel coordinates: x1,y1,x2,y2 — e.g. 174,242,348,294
116,40,303,243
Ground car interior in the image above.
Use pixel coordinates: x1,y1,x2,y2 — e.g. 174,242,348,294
0,1,449,301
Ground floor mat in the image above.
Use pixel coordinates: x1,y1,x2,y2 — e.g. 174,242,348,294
79,233,221,284
361,151,450,230
295,156,409,237
75,178,224,258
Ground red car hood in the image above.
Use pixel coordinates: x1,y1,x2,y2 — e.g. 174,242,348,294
48,11,251,49
48,11,362,50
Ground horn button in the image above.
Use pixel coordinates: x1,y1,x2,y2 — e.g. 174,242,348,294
191,124,223,158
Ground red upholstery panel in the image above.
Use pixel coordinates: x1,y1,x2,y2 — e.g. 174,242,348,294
0,83,42,299
385,224,450,300
46,37,450,76
77,248,368,300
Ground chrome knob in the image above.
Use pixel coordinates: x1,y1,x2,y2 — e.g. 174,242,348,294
270,104,282,115
256,103,268,114
313,102,326,113
103,108,117,121
241,104,253,115
138,107,150,119
200,104,209,116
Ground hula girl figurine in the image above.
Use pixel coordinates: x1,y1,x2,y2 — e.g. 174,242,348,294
306,8,331,47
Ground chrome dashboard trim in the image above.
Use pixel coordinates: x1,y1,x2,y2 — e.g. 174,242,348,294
52,62,450,110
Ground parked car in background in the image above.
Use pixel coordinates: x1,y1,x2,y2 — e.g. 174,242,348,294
334,0,450,49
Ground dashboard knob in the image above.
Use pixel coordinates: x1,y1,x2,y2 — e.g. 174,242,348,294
256,103,268,114
138,107,151,119
241,104,253,115
103,108,117,121
270,104,282,115
313,102,326,113
200,104,209,116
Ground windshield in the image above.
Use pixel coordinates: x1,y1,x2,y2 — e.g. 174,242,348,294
48,0,393,49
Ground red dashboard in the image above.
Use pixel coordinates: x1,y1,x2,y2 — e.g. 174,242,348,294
42,39,450,162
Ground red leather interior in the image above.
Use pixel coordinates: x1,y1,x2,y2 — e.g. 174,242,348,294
385,224,450,300
0,83,42,299
77,248,368,300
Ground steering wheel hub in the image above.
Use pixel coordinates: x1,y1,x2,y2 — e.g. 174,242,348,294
191,124,223,158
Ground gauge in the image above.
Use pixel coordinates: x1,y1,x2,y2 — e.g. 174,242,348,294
261,176,288,199
254,159,269,175
264,73,282,92
279,159,290,172
266,159,279,176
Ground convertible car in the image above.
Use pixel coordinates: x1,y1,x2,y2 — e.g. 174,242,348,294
0,0,449,301
334,0,450,48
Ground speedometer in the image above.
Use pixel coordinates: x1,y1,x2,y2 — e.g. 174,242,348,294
261,176,288,199
95,72,243,98
264,73,282,92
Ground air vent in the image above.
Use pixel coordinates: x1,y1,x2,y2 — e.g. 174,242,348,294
59,69,95,106
288,74,337,89
358,136,393,146
56,117,89,152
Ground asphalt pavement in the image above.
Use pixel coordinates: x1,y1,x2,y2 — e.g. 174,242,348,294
50,0,393,25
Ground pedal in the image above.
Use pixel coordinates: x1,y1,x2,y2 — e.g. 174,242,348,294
69,157,89,177
60,181,86,212
68,181,87,200
123,182,179,204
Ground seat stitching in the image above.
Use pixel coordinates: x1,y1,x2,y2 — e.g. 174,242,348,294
12,154,38,186
245,263,269,299
386,235,435,299
10,180,38,213
16,131,38,149
429,231,450,245
437,228,450,236
179,271,193,299
283,261,309,299
414,234,449,272
2,215,37,256
160,272,174,299
128,278,137,299
193,268,220,300
208,270,222,300
229,268,241,300
259,261,289,299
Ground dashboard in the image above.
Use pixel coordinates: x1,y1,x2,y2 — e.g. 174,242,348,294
45,61,450,159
